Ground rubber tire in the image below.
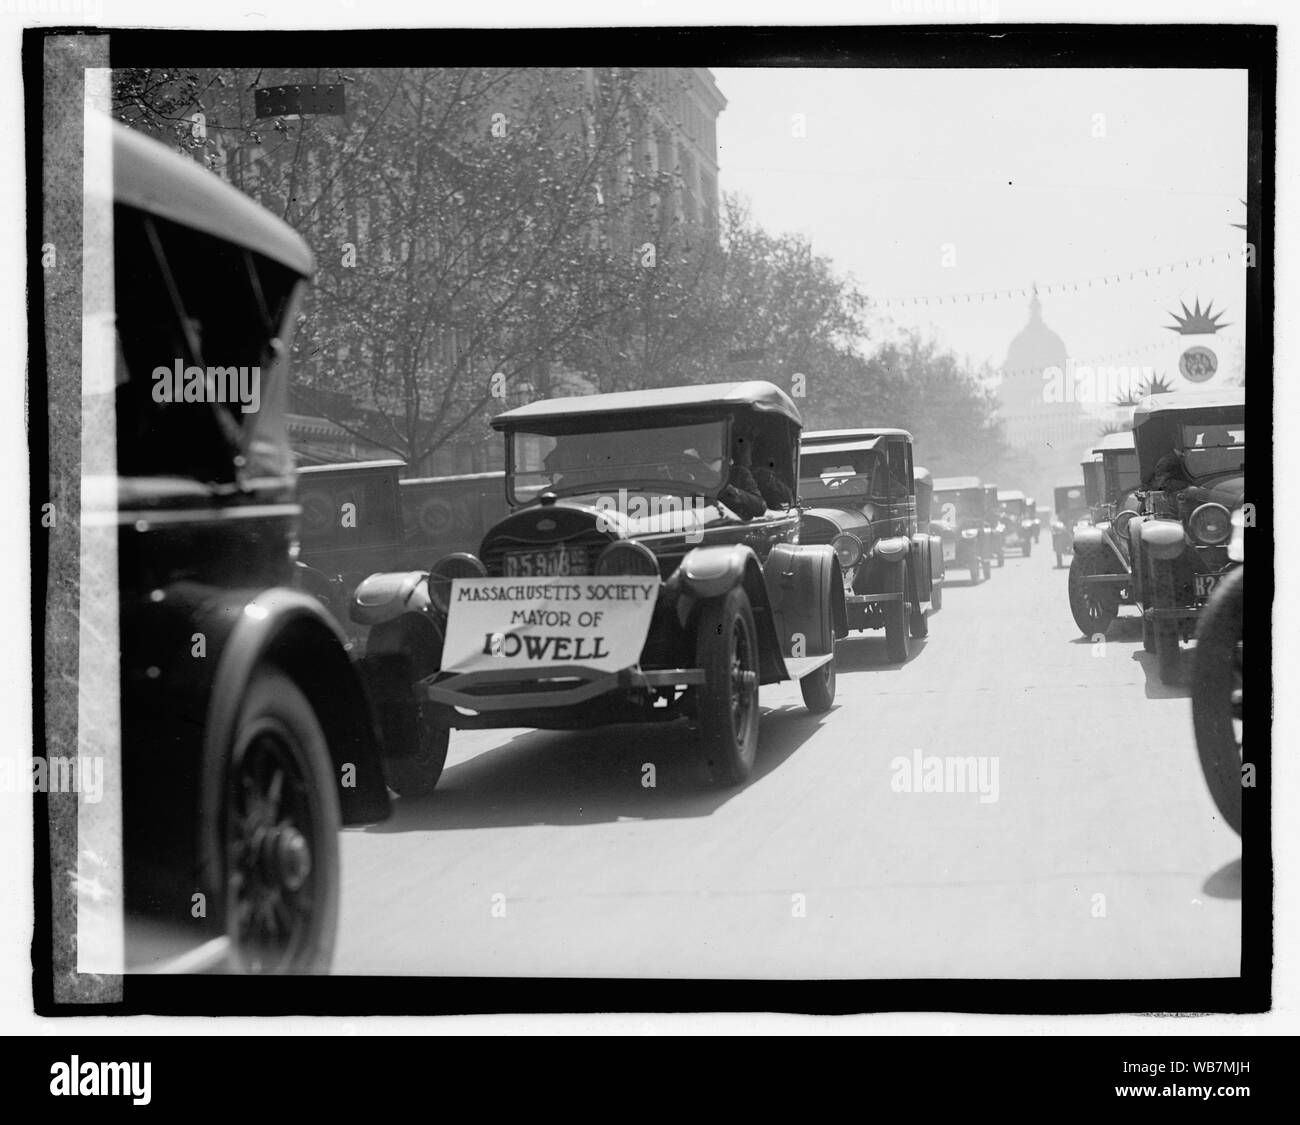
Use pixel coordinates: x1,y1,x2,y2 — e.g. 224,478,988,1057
969,560,982,585
1068,548,1118,637
1151,559,1182,684
1191,568,1243,835
1023,538,1032,558
383,721,450,798
930,581,943,612
883,597,911,663
696,587,761,786
997,550,1005,567
220,668,340,974
982,558,992,581
1055,550,1063,569
1142,611,1156,653
799,647,837,714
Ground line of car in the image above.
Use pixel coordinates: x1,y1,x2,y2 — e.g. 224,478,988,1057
1053,390,1246,834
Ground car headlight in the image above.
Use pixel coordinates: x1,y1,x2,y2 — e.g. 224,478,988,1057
428,552,488,612
832,533,863,568
960,528,978,539
1188,502,1232,546
1114,509,1138,537
596,539,659,576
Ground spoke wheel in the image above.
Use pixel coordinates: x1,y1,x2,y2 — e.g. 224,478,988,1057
696,588,761,786
222,670,340,974
1068,549,1118,637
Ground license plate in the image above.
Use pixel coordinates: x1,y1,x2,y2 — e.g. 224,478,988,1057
504,546,589,577
1194,574,1219,598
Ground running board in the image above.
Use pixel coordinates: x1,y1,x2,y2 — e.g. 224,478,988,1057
783,653,835,681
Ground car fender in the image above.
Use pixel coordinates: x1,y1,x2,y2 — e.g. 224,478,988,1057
198,587,391,857
762,542,846,667
357,611,447,762
351,570,432,626
1139,518,1187,561
677,543,789,683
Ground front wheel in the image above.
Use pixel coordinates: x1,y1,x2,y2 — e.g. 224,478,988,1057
219,668,341,974
799,649,837,714
383,721,450,798
982,558,992,581
930,581,943,612
1055,549,1063,568
1068,549,1118,637
883,597,911,663
1023,538,1033,558
696,587,761,786
1151,560,1182,684
1192,569,1243,834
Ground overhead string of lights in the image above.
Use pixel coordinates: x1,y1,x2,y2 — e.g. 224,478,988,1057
869,248,1247,309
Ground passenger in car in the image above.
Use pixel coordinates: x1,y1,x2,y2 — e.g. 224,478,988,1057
720,431,768,519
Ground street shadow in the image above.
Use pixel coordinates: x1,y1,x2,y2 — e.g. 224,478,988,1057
833,632,928,672
1066,614,1144,645
1132,647,1191,698
1203,856,1242,900
364,702,830,833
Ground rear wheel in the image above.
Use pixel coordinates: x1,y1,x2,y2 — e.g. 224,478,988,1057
696,587,761,786
1151,559,1182,684
1192,569,1243,834
1068,548,1118,637
219,668,340,974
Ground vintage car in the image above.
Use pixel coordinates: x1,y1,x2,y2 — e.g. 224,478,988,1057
996,489,1034,557
796,430,943,662
982,484,1006,566
932,476,991,583
1191,505,1246,835
1126,389,1245,683
1066,430,1141,637
914,466,946,609
1024,496,1042,544
1051,481,1090,568
297,459,407,629
399,470,510,566
90,118,390,973
351,381,845,794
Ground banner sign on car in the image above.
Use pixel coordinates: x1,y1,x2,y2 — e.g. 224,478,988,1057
442,577,660,675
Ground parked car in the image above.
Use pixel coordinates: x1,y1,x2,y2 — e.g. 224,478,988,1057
983,484,1006,566
932,476,990,583
996,489,1034,557
94,118,390,973
914,466,945,610
797,429,943,662
399,470,510,566
1066,430,1141,637
1191,505,1245,835
296,459,407,629
351,381,846,794
1127,389,1245,683
1051,482,1090,568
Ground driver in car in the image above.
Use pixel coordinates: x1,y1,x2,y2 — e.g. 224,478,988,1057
719,432,768,520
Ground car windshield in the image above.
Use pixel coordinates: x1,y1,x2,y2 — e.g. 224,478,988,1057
508,420,728,505
1179,422,1244,479
934,488,984,522
1001,498,1025,518
799,448,889,501
1111,451,1141,494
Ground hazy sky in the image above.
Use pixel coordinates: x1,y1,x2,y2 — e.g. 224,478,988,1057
713,67,1248,379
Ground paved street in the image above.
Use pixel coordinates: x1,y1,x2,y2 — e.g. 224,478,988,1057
335,545,1241,979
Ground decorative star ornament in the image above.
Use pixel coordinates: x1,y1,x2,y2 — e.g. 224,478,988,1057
1165,298,1231,335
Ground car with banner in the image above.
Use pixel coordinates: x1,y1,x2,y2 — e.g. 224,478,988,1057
996,489,1034,557
350,381,846,794
1051,481,1090,568
932,475,991,583
796,430,943,662
1126,389,1245,683
1191,505,1246,835
91,118,390,973
1067,430,1141,637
